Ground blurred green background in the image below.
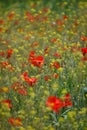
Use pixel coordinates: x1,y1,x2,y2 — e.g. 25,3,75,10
0,0,83,8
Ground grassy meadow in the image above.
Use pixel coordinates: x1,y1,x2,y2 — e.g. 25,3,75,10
0,0,87,130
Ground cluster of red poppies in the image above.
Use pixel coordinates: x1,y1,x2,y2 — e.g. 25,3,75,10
11,82,28,95
0,49,13,59
46,93,73,113
28,51,44,67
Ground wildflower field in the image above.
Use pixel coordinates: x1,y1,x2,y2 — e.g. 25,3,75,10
0,0,87,130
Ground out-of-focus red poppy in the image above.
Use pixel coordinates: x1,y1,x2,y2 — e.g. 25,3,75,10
30,56,44,67
46,93,73,113
11,82,27,95
64,93,73,107
42,8,49,13
14,20,19,25
0,61,9,68
29,51,35,59
81,57,87,61
51,38,57,43
56,20,64,26
0,52,5,57
24,35,30,41
63,15,68,20
25,77,37,86
46,96,64,113
18,89,28,95
25,11,35,22
64,93,71,100
52,73,59,79
81,48,87,56
53,61,60,69
44,75,50,81
8,117,22,126
80,36,87,41
6,49,13,58
22,72,37,86
1,99,12,108
35,14,40,21
31,42,39,47
31,3,36,8
8,11,15,20
53,52,61,58
29,52,44,67
0,19,4,24
22,72,28,78
42,16,48,22
0,61,14,71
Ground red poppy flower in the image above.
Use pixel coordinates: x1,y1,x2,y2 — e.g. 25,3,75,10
22,72,28,78
8,11,15,20
0,61,14,71
25,77,37,86
52,73,59,79
64,100,73,107
42,16,48,22
0,61,9,68
31,42,39,47
51,38,57,43
64,93,71,100
0,19,4,24
80,36,87,41
26,11,31,17
81,48,87,56
42,8,49,13
18,89,28,95
46,96,64,113
53,52,61,58
29,55,44,67
6,49,13,58
14,20,19,25
28,51,44,67
0,52,5,57
64,93,73,107
8,117,22,126
81,57,87,61
63,15,68,20
22,72,37,86
1,99,12,108
25,11,34,22
11,82,27,95
56,20,63,26
29,51,35,59
44,75,50,81
53,61,60,69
